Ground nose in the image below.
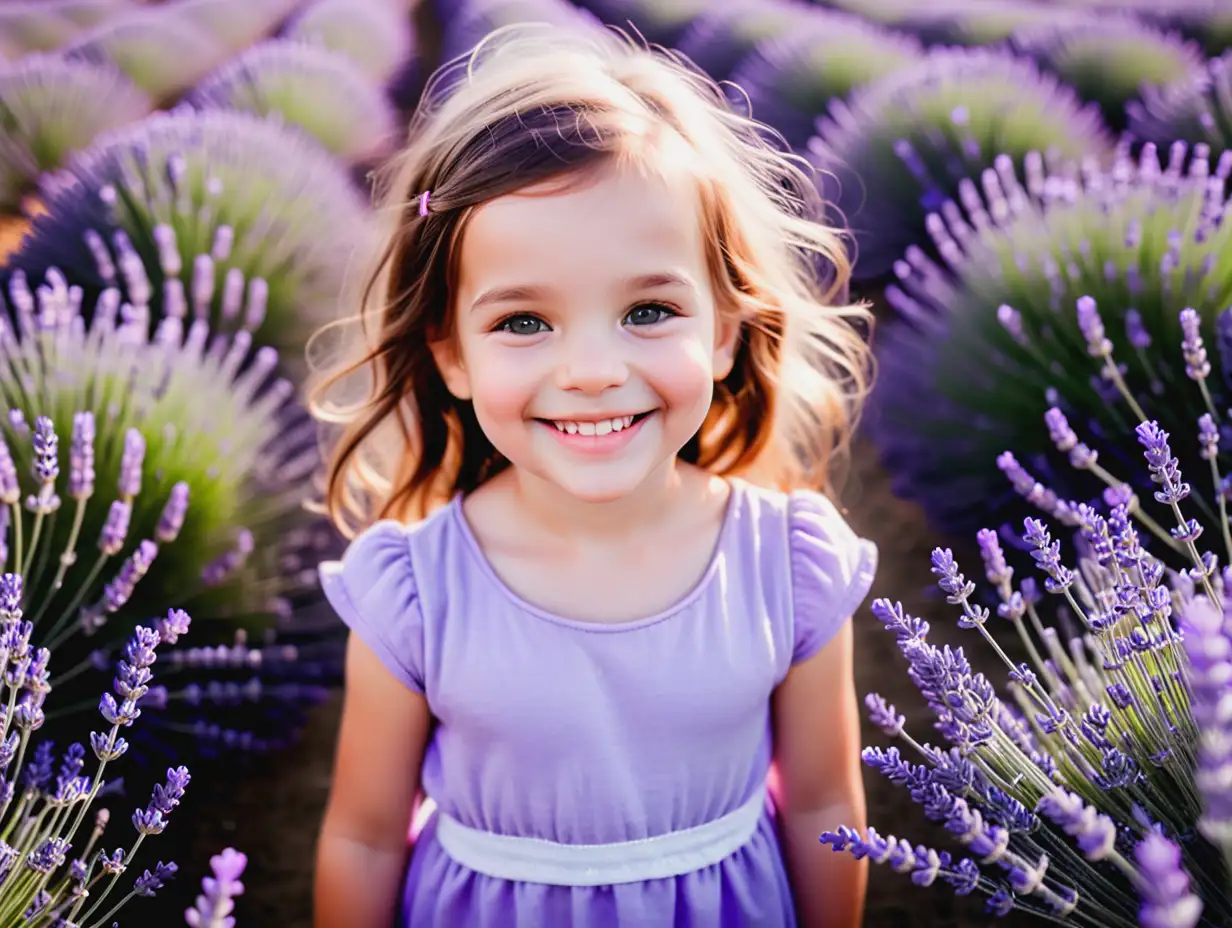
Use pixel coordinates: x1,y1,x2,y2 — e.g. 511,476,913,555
554,328,628,395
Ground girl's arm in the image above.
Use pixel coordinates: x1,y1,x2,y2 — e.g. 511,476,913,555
315,633,432,928
772,620,868,928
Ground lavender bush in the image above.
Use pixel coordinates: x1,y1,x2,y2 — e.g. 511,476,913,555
0,577,195,926
0,250,337,759
863,0,1062,47
1068,0,1232,58
62,12,229,103
1129,53,1232,157
441,0,597,67
281,0,414,85
870,141,1232,537
823,308,1232,926
727,12,923,151
172,0,299,57
187,40,398,165
0,56,152,212
807,46,1114,280
0,4,86,58
1012,17,1206,132
672,3,804,84
572,0,711,46
5,107,372,360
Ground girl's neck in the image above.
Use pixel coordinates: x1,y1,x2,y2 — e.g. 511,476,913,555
503,460,701,543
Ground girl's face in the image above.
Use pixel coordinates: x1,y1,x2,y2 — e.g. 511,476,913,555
434,163,741,503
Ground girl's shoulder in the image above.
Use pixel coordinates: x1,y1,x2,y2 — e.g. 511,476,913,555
733,482,879,664
318,500,467,693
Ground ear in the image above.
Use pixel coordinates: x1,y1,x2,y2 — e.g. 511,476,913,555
711,306,742,382
429,336,473,400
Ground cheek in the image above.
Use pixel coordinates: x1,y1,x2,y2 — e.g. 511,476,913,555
463,347,538,424
648,336,717,406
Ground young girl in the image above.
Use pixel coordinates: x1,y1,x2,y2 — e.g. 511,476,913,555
310,25,877,928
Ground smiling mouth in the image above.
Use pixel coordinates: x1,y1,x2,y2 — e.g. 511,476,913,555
534,411,654,436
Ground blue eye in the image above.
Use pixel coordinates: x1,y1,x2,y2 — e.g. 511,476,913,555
624,303,676,326
495,315,549,335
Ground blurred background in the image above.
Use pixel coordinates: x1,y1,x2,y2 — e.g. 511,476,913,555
3,0,1231,925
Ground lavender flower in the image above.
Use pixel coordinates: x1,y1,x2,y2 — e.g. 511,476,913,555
62,10,228,101
871,141,1232,537
670,4,806,84
0,54,151,211
0,258,336,759
184,847,247,928
842,345,1232,925
439,0,598,64
8,106,372,358
0,605,199,926
1011,16,1205,132
807,46,1113,279
1134,832,1202,928
186,39,399,165
729,12,924,150
281,0,414,84
172,0,299,55
1129,51,1232,154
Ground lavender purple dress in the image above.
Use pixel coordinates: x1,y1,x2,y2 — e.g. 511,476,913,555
319,480,877,928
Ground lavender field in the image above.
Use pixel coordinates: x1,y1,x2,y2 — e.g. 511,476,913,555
2,0,1231,925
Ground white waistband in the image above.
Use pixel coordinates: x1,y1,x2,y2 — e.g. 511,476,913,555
433,784,767,887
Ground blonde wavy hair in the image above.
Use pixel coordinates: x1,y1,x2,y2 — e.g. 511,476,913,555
308,24,874,539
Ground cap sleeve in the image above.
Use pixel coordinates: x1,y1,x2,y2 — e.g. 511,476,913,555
319,520,425,693
789,490,878,664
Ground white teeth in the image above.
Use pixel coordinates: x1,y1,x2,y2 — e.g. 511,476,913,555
550,415,639,435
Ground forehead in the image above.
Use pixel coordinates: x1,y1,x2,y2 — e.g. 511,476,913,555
455,162,707,295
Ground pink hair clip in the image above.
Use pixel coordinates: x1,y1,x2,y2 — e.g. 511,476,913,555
418,190,431,217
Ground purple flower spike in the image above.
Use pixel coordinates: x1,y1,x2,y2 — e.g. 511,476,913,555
155,482,190,543
1180,596,1232,844
1198,414,1219,461
865,693,906,737
1035,789,1116,860
1134,832,1202,928
117,428,145,498
184,847,247,928
1179,308,1210,381
133,861,178,896
1076,295,1112,358
1136,421,1190,506
1126,309,1152,349
0,436,19,505
98,500,131,556
975,528,1012,587
31,416,58,484
68,411,96,499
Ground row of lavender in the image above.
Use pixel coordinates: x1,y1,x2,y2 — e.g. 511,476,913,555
428,0,1232,926
0,0,426,923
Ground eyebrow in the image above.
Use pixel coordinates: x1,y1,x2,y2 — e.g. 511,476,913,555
469,272,695,312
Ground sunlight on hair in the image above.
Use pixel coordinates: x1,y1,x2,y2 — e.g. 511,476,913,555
307,23,874,537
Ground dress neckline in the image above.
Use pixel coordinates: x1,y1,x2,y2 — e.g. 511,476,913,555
449,479,743,632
